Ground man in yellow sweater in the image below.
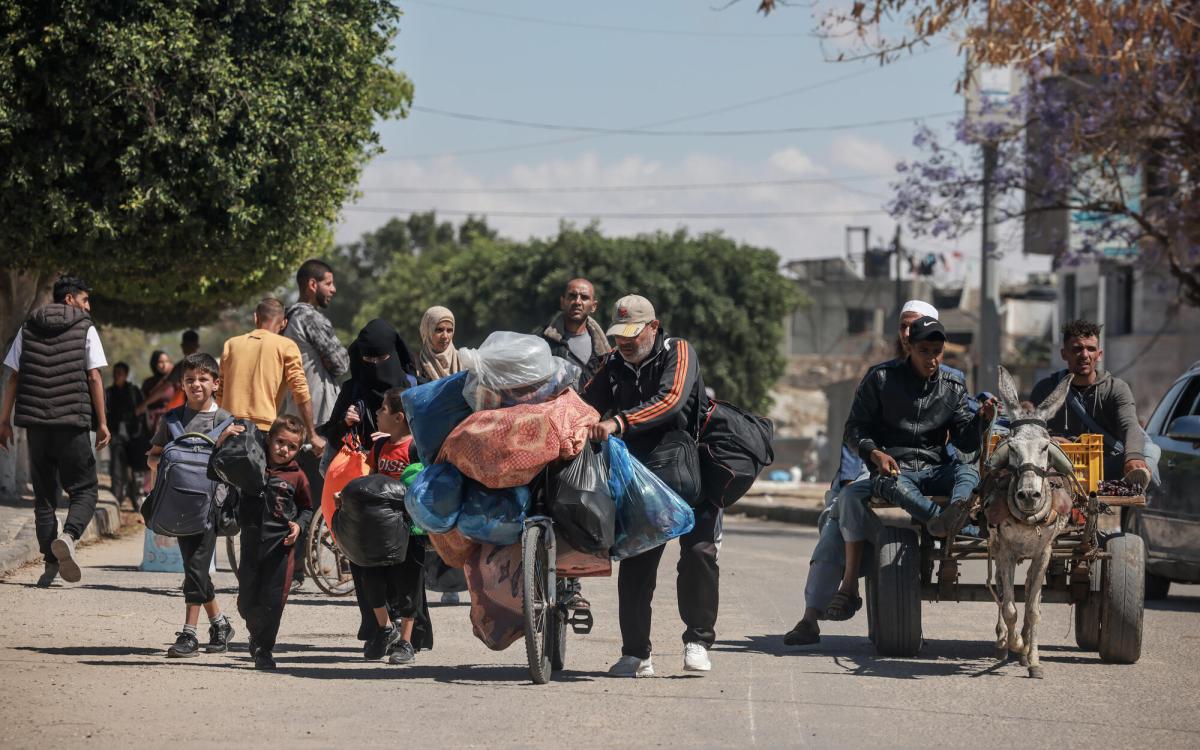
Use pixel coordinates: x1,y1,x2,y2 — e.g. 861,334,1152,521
217,298,325,457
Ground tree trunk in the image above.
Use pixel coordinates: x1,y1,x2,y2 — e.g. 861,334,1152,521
0,267,55,499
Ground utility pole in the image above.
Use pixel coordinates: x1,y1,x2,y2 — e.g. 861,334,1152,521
978,141,1001,395
892,225,905,319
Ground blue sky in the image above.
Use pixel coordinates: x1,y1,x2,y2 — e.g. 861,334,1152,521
337,1,1045,281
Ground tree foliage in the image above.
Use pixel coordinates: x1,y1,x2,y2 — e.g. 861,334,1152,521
0,1,412,334
338,215,801,413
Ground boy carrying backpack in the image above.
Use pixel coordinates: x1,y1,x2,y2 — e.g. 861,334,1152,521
145,353,236,658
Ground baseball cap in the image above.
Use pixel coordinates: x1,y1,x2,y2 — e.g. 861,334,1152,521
607,295,656,338
907,315,946,343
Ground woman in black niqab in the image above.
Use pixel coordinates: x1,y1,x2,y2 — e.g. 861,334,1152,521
321,319,416,443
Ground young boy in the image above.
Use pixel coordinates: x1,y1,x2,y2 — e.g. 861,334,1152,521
106,362,145,509
341,386,429,665
218,414,313,670
146,353,235,658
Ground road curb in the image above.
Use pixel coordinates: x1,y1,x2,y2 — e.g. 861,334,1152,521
0,491,132,577
727,499,823,526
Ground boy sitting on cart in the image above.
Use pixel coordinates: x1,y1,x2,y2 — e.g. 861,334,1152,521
784,317,996,646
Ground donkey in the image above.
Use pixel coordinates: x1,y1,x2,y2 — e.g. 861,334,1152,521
984,367,1077,678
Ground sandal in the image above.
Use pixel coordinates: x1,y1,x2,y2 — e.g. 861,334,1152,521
783,619,820,646
824,590,863,621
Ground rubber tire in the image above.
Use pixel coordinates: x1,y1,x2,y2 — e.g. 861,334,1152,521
1099,533,1145,664
550,608,567,672
871,526,923,657
865,573,878,644
522,525,553,684
1145,571,1171,601
1074,562,1101,652
308,514,355,597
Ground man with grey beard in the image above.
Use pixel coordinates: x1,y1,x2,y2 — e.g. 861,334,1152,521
581,294,716,677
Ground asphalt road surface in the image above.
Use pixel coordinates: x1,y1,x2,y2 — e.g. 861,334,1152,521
1,517,1197,748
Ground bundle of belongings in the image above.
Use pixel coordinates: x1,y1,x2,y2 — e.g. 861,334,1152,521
401,332,697,650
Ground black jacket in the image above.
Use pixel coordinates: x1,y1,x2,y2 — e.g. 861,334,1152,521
844,358,983,471
581,331,705,460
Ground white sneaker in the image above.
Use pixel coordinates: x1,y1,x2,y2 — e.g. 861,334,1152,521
683,642,712,672
608,655,654,678
51,533,81,583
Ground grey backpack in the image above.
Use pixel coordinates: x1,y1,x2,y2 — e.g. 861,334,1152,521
143,409,233,537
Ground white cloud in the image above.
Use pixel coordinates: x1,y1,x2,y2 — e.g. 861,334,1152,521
829,134,899,173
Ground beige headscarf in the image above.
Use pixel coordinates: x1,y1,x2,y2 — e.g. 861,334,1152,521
419,306,461,381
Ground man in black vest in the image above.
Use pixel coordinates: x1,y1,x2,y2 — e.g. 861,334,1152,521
0,276,110,587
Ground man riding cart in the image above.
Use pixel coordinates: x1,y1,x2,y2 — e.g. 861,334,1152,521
784,317,997,646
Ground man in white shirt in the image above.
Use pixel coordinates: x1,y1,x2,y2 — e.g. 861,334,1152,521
0,276,110,587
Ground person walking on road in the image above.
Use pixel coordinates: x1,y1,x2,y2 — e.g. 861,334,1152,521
581,294,716,677
536,277,609,388
283,259,349,591
415,306,469,604
105,361,145,509
216,298,324,458
0,276,111,587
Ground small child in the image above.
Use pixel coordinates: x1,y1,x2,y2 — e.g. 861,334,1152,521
146,353,235,658
218,415,313,670
341,386,431,664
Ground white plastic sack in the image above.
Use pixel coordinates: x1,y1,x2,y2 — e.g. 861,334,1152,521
459,331,581,411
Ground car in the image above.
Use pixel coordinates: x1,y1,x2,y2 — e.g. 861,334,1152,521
1128,360,1200,599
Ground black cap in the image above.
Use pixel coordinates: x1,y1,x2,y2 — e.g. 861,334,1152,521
907,315,946,343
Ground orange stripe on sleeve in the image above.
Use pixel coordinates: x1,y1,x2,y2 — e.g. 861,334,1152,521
624,341,688,426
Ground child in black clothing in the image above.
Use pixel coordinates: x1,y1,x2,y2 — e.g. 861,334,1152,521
218,414,313,670
147,353,235,658
340,386,431,664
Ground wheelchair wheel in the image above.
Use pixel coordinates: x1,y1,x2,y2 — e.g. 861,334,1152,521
307,513,355,597
522,523,555,684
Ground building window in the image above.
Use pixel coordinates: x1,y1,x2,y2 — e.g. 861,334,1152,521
847,308,872,334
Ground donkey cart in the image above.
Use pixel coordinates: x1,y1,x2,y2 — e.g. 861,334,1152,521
864,432,1146,666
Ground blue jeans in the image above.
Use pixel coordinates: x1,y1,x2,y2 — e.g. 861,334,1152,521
838,462,979,543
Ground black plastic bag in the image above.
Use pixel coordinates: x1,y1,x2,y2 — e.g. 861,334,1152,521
208,419,267,498
332,474,411,567
551,444,616,555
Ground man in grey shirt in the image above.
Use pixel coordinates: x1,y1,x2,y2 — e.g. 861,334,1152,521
1029,319,1154,488
282,258,348,590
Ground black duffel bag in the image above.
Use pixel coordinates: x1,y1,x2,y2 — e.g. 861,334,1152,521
332,474,410,567
698,400,775,508
551,444,616,554
644,429,703,507
208,418,267,498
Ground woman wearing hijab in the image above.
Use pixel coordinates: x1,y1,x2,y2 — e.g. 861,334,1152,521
415,306,471,603
417,306,461,383
320,320,432,653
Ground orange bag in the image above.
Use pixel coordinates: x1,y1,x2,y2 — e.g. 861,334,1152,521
463,543,525,651
321,435,370,531
556,541,612,578
440,389,600,489
427,528,480,568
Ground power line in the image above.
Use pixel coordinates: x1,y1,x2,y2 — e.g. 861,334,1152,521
405,0,816,39
341,206,890,220
411,106,958,136
358,174,893,197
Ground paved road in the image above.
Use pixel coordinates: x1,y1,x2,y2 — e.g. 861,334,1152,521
1,517,1198,748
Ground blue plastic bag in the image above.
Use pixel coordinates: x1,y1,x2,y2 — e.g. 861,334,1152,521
457,482,531,546
405,463,466,533
604,437,695,560
401,372,472,462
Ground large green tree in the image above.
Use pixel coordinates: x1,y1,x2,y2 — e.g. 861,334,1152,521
356,218,800,413
0,0,412,345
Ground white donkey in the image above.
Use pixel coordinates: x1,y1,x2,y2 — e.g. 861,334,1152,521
985,367,1078,678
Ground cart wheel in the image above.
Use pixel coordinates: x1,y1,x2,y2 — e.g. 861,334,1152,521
225,534,239,582
1074,562,1101,652
522,524,554,684
865,574,878,645
308,514,355,597
871,526,922,657
1099,533,1145,664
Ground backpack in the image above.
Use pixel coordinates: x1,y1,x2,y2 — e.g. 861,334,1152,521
697,400,775,508
142,409,234,537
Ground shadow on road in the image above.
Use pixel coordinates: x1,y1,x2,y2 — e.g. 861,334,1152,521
1146,595,1200,613
715,635,1100,679
14,645,163,657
